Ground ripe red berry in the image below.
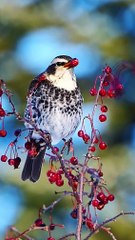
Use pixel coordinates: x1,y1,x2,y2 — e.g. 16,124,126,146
52,147,59,154
55,173,62,180
104,65,112,74
49,173,57,183
47,169,54,177
78,130,84,138
107,89,115,98
0,108,5,117
97,192,106,202
14,157,21,169
107,194,115,201
72,181,78,190
97,202,104,210
83,134,90,143
89,88,97,96
86,218,94,229
70,209,78,219
1,155,8,162
34,218,43,226
25,141,32,150
100,105,108,113
55,179,64,187
47,237,55,240
98,171,103,177
99,114,107,122
70,156,78,165
99,88,106,97
14,129,21,136
102,196,108,204
89,146,96,152
99,141,107,150
93,136,99,144
0,129,7,137
49,223,55,230
8,159,15,166
92,199,99,207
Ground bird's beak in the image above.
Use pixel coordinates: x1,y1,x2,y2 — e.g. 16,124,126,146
64,58,79,69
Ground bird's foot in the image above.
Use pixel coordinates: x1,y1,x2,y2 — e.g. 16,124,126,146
61,138,73,155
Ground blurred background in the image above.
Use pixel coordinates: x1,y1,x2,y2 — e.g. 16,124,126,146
0,0,135,239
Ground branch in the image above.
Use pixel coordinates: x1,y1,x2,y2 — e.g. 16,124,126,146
83,211,135,240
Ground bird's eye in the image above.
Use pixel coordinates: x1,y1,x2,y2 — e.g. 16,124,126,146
56,62,65,66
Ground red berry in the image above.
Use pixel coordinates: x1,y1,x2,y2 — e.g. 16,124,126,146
107,89,115,98
49,173,57,183
56,178,64,187
102,196,108,204
103,80,109,86
47,169,54,177
92,199,99,207
14,157,21,169
100,105,108,112
70,156,78,165
99,141,107,150
1,155,8,162
83,134,90,143
99,88,106,97
104,66,112,74
107,194,115,201
72,181,78,190
34,218,43,226
25,141,32,150
93,136,99,144
86,218,94,229
97,202,104,210
0,108,5,117
55,173,62,180
98,171,103,177
99,114,107,122
0,129,7,137
97,192,106,202
49,223,55,230
89,146,96,152
89,88,97,96
70,209,77,219
14,129,21,136
0,89,3,97
52,147,59,154
78,130,84,138
8,159,15,166
47,237,55,240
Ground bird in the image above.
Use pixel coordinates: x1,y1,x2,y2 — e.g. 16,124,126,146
21,55,83,182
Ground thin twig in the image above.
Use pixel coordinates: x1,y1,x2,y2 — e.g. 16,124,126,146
58,232,76,240
83,211,135,240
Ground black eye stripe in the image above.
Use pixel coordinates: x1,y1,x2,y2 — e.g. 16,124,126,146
56,62,66,66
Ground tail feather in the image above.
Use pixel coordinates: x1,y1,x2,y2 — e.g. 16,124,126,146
21,154,33,181
21,143,46,182
30,147,46,182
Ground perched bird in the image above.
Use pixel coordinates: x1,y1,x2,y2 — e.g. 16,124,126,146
21,55,83,182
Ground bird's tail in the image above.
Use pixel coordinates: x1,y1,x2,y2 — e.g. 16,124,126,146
21,139,46,182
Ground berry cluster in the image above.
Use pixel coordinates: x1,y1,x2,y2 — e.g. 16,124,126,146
78,129,107,151
92,191,115,210
89,65,124,98
0,129,22,169
47,168,64,187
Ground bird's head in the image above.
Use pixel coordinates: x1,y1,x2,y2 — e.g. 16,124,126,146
45,55,79,91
